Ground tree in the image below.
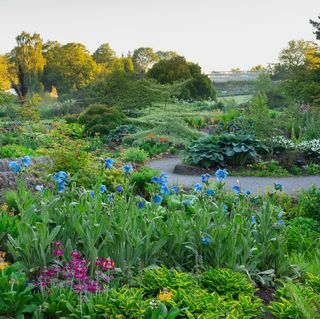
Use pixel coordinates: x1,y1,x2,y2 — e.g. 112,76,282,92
110,56,134,74
148,56,216,100
9,31,46,103
310,15,320,40
0,55,11,91
132,47,159,76
156,50,178,61
43,42,98,94
250,65,266,72
92,43,116,69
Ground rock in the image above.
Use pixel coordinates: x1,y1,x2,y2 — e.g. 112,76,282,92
173,164,209,176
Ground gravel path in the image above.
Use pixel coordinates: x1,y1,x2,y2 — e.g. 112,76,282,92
147,156,320,195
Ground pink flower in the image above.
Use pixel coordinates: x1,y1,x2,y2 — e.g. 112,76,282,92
71,250,81,259
53,249,64,257
53,242,63,247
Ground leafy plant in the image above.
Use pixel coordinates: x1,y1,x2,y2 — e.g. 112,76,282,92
297,186,320,222
124,147,149,164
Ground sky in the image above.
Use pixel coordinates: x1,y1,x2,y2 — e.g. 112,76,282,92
0,0,319,72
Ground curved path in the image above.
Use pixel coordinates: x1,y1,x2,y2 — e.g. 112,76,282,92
147,156,320,195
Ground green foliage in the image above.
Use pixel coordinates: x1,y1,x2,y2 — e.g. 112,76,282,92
130,167,159,194
0,266,38,317
138,266,196,296
0,143,40,158
124,147,149,164
286,217,320,255
269,281,320,318
201,268,256,298
297,186,320,221
78,103,127,136
185,133,268,168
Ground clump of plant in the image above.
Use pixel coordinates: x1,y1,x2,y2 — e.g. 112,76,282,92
107,124,139,145
130,167,159,195
78,103,127,136
123,147,149,164
297,186,320,222
185,133,269,168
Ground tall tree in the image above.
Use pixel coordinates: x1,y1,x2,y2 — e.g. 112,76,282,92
132,47,159,76
0,55,11,91
92,43,116,69
43,43,98,94
10,32,45,103
156,50,178,61
310,15,320,40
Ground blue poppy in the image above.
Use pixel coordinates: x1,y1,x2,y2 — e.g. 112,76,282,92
35,185,44,194
278,219,285,226
159,173,169,184
171,186,179,194
232,185,241,194
278,211,284,218
201,237,211,245
9,161,21,174
185,200,192,207
153,194,162,204
123,164,133,174
274,183,283,191
90,191,95,199
194,183,203,193
151,176,159,183
105,158,114,169
201,173,211,184
160,184,170,196
108,194,114,202
57,181,65,193
206,189,215,196
251,216,256,224
22,156,31,167
215,169,228,182
100,185,107,193
244,190,251,196
116,185,123,193
54,171,68,183
138,201,145,209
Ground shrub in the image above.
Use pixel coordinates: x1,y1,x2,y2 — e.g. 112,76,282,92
0,144,40,158
130,167,159,194
123,147,149,164
297,186,320,222
107,124,139,145
201,268,256,299
78,103,127,136
185,133,269,168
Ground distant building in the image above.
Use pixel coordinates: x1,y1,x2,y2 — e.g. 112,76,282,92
208,70,263,96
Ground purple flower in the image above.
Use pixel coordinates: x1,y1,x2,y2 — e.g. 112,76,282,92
53,242,63,247
116,185,123,193
53,249,64,257
71,250,81,259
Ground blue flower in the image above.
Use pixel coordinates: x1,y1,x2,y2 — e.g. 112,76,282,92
206,189,215,196
201,173,211,184
160,184,170,196
274,183,283,191
194,183,203,193
100,185,107,193
278,219,285,226
185,200,192,207
116,185,123,193
54,171,68,183
215,169,228,182
251,216,256,224
223,204,228,212
22,156,31,167
232,185,241,194
153,194,162,204
108,194,114,202
90,191,95,199
105,158,114,169
151,176,159,183
138,201,145,209
9,161,21,174
244,190,251,196
57,181,65,193
35,185,44,194
201,237,211,245
159,173,168,184
123,164,133,174
278,211,284,218
171,186,179,194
